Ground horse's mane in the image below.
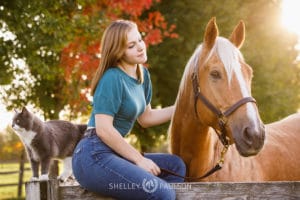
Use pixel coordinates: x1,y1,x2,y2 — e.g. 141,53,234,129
176,37,244,100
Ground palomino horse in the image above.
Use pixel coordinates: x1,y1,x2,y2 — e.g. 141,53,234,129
170,17,300,181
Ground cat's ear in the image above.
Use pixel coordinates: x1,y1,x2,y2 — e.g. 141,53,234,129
14,109,19,114
21,107,28,114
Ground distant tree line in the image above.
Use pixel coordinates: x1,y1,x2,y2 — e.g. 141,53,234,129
1,0,299,151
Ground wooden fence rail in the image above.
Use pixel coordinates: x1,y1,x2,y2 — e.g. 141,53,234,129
0,150,29,198
26,179,300,200
0,168,30,175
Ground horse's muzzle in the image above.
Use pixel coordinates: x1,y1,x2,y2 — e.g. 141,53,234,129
234,122,265,157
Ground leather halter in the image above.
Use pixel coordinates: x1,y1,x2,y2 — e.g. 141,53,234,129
164,67,256,181
148,65,257,181
191,70,256,147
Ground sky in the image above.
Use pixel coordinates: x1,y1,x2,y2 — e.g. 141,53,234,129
281,0,300,36
0,104,13,132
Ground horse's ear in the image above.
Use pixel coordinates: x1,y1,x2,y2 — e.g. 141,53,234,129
203,17,219,50
229,20,245,49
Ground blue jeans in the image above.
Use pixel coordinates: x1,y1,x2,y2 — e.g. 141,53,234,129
72,129,186,200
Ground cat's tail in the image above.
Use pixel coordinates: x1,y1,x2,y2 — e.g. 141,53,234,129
77,124,87,135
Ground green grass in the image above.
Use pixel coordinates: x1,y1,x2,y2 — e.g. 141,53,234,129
0,162,64,200
0,162,31,200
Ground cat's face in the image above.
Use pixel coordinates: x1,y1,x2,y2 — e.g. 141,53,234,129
12,107,37,145
12,107,32,132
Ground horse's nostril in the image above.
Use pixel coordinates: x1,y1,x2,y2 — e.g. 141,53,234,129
243,125,265,148
243,127,253,145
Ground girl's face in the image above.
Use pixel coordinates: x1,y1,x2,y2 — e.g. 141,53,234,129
121,27,147,67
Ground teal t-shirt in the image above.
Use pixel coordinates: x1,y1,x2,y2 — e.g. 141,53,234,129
87,66,152,137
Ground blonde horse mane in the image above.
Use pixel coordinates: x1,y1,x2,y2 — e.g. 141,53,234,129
176,37,245,101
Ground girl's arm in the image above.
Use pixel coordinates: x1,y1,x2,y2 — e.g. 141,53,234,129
95,114,161,175
137,104,175,128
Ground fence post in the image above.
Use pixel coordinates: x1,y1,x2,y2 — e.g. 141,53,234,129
18,149,25,198
26,179,59,200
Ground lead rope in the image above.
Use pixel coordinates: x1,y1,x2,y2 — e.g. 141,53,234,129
142,144,229,181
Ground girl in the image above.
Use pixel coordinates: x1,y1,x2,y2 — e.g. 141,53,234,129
72,20,186,200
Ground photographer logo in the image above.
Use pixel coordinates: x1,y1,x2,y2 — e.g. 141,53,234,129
142,178,158,193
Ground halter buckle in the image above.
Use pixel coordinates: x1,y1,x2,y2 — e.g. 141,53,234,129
219,115,227,126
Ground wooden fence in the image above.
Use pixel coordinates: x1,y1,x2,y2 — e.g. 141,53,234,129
0,150,59,199
0,150,30,198
26,179,300,200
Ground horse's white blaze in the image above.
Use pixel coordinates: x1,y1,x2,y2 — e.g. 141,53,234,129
233,63,258,125
217,37,259,129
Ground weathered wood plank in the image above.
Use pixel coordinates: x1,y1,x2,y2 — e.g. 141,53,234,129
59,185,114,200
26,180,300,200
175,182,300,200
26,181,41,200
26,180,113,200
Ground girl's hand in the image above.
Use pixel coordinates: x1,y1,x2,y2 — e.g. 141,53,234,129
135,157,161,176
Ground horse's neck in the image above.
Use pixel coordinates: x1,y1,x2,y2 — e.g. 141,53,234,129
170,82,217,168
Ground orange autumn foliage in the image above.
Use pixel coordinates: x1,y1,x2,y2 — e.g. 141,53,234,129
60,0,178,118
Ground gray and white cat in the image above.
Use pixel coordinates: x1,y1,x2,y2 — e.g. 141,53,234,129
12,107,86,182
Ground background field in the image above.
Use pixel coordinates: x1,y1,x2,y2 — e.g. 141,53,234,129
0,162,31,200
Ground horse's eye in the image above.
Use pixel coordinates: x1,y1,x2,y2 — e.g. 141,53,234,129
210,70,221,79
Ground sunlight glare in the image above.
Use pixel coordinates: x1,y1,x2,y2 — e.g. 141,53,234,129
281,0,300,36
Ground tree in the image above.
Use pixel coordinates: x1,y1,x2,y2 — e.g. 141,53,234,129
241,0,300,122
147,0,300,124
0,126,23,162
0,0,177,120
59,0,178,119
132,0,300,150
1,0,299,152
0,0,89,119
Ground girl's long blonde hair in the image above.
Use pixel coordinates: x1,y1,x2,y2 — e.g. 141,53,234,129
90,20,144,96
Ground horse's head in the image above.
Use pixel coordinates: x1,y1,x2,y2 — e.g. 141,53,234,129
194,18,265,157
